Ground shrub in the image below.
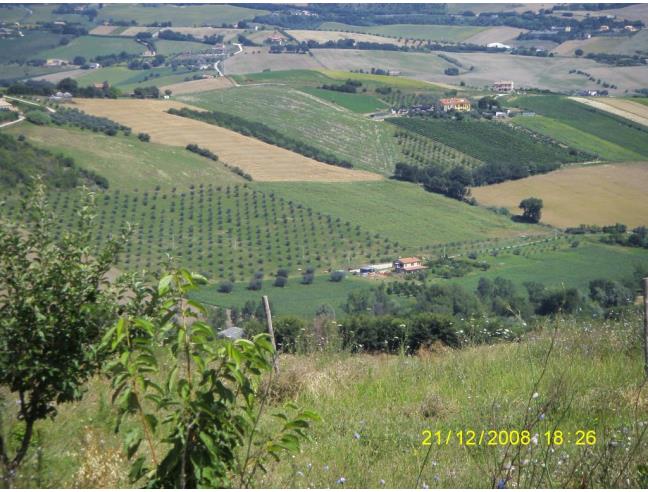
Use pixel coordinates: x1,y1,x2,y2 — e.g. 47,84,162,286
274,276,288,288
330,270,345,282
138,132,150,142
25,109,51,125
217,280,234,293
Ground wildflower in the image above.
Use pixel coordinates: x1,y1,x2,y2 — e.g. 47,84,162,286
379,479,385,486
531,433,539,445
337,477,346,485
532,392,539,399
422,482,429,489
433,474,440,482
297,471,304,477
497,478,507,489
353,432,361,440
539,413,545,420
307,463,312,470
324,465,330,471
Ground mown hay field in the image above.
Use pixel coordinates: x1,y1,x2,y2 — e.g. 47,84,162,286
223,47,326,75
569,97,648,128
72,98,382,182
472,162,648,228
463,26,529,45
160,76,234,95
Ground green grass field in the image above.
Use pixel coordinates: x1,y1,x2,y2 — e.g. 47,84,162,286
319,22,488,42
447,238,648,292
10,312,646,487
258,181,542,250
298,87,388,113
0,63,73,82
511,114,645,161
193,274,373,318
154,39,218,56
95,4,268,26
512,96,648,159
3,123,242,191
318,69,446,90
178,85,403,174
39,36,143,60
0,30,65,63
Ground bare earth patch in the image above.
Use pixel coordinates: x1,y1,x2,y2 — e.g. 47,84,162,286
72,98,382,183
160,76,234,95
287,29,407,46
89,25,120,36
472,162,648,228
569,97,648,128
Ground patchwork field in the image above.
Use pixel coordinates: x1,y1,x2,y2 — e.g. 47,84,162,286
158,27,244,42
298,87,388,113
3,123,243,191
259,181,542,250
160,76,234,95
178,85,403,174
95,4,267,26
317,22,488,43
472,162,648,228
72,98,382,182
309,49,648,93
0,30,65,63
569,97,648,128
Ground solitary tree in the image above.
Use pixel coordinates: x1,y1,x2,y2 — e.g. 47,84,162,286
0,183,126,487
519,197,543,223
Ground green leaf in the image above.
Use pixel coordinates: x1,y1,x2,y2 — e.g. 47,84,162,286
124,428,142,459
128,456,148,482
158,274,173,296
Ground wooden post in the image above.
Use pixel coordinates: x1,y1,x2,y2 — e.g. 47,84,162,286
644,278,648,378
262,295,279,374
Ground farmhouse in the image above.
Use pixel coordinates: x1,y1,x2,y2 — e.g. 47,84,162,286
45,58,69,67
493,80,514,93
393,257,426,273
487,42,511,50
438,97,471,112
0,98,16,111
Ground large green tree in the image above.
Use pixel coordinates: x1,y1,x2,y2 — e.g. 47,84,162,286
519,197,544,223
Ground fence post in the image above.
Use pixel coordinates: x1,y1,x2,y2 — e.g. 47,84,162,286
262,295,279,374
644,278,648,378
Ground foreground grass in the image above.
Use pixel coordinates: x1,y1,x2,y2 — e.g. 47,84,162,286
5,313,647,487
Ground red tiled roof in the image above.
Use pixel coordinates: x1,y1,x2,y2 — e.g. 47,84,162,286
397,257,421,264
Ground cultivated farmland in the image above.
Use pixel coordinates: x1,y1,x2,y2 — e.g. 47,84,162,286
95,4,267,26
318,22,488,43
472,162,648,228
159,76,234,95
512,96,648,158
287,29,408,46
38,35,144,59
179,85,403,174
72,98,382,182
569,97,648,128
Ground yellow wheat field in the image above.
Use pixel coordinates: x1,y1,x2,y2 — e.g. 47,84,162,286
160,77,234,95
72,99,382,183
472,162,648,228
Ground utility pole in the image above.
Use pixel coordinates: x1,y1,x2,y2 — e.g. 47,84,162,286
262,295,279,374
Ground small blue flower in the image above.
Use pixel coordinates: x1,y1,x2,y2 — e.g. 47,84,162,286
379,479,385,486
497,478,507,489
337,477,346,485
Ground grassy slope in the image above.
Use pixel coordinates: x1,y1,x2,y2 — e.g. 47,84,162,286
512,96,648,158
39,36,143,59
154,40,217,56
2,123,242,191
318,22,487,42
511,115,644,162
298,87,388,113
96,4,267,25
448,238,648,292
258,181,541,250
0,30,64,63
179,85,402,175
193,274,373,318
9,314,645,488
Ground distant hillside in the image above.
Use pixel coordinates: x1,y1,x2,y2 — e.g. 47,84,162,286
0,132,107,189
